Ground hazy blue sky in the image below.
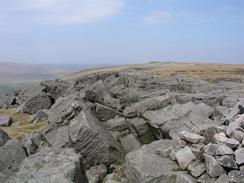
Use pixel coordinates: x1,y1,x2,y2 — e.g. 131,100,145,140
0,0,243,65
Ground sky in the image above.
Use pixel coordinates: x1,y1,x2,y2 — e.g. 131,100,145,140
0,0,243,65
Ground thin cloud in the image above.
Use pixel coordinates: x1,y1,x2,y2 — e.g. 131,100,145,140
143,11,172,24
0,0,125,25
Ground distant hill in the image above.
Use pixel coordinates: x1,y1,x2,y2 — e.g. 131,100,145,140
0,62,93,94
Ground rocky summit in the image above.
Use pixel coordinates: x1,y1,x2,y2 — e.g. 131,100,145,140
0,64,244,183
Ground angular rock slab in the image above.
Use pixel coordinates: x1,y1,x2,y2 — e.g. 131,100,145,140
204,154,225,178
6,147,88,183
179,131,205,144
0,140,27,183
175,146,196,170
125,140,180,183
17,93,53,115
0,116,11,127
0,128,9,146
46,107,123,168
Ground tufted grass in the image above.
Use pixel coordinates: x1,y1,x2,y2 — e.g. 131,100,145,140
0,108,48,140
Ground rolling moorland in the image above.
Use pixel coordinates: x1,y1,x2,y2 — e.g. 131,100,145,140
0,62,244,183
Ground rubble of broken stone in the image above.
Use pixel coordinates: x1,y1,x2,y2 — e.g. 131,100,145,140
0,70,244,183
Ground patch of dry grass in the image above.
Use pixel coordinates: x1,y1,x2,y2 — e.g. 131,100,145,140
149,63,244,81
0,108,48,140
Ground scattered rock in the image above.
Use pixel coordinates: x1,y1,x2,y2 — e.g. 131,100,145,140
175,146,196,170
215,174,229,183
203,143,219,156
0,129,9,146
179,131,205,144
224,138,240,149
216,144,234,155
23,132,43,156
228,170,244,183
216,155,238,169
94,103,118,121
0,95,16,108
31,110,48,123
230,130,244,142
234,148,244,165
187,161,205,178
86,164,107,183
120,134,141,154
0,116,12,127
204,154,225,178
176,172,196,183
214,132,229,144
197,173,216,183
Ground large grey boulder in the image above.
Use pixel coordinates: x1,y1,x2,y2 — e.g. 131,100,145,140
45,106,123,168
0,129,10,146
120,134,141,154
0,140,27,183
143,102,216,139
234,148,244,165
123,95,172,117
41,79,69,100
0,116,12,127
125,139,180,183
84,80,120,109
23,132,43,156
6,147,88,183
179,131,205,144
17,94,53,115
216,155,238,169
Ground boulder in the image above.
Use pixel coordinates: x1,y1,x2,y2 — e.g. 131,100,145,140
120,134,141,154
41,79,69,100
214,132,228,144
215,174,229,183
47,96,83,127
0,140,27,182
224,138,240,149
175,172,197,183
175,146,196,170
123,95,172,117
0,116,12,127
216,144,234,155
143,102,216,140
45,107,123,168
94,103,118,121
17,94,53,115
230,130,244,142
6,147,88,183
86,164,107,183
128,117,154,144
31,110,49,123
228,170,244,183
105,117,128,132
0,129,9,146
216,155,238,169
234,148,244,165
197,173,216,183
125,139,180,183
204,154,225,178
187,161,205,178
203,143,219,156
23,132,43,156
179,131,205,144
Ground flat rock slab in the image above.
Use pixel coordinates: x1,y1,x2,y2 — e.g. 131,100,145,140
125,139,180,183
6,147,88,183
143,102,216,139
216,144,234,155
175,146,196,170
179,131,205,144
